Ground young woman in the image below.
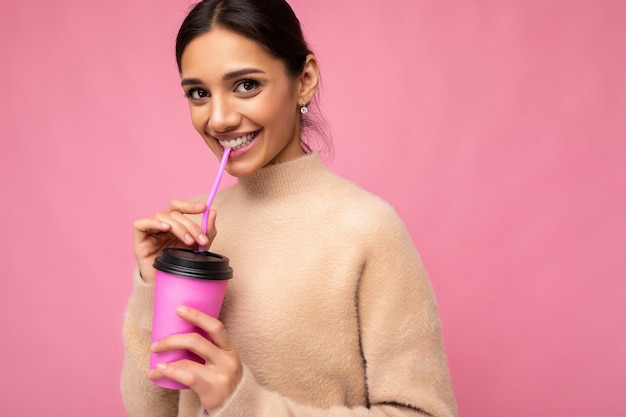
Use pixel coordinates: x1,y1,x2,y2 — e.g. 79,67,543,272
121,1,458,416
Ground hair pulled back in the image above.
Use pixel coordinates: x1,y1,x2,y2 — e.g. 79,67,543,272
175,0,332,157
176,0,311,76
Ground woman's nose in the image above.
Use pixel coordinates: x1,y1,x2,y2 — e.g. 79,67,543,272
208,95,240,133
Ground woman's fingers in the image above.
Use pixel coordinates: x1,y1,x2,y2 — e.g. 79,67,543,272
151,307,239,373
171,200,217,246
150,331,222,364
133,200,216,249
147,360,192,383
133,217,170,236
154,202,215,248
132,199,218,282
152,211,197,246
168,199,206,213
176,306,234,351
151,308,235,357
148,307,242,413
147,359,239,411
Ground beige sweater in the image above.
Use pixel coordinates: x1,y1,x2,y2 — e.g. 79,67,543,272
121,153,457,417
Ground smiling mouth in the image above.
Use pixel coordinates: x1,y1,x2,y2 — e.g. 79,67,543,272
217,130,260,150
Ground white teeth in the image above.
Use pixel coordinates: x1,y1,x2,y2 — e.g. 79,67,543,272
218,132,257,150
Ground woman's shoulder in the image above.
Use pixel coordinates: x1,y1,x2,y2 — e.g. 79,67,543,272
322,170,407,231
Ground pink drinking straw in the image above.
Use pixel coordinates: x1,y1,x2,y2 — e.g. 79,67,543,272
199,147,231,252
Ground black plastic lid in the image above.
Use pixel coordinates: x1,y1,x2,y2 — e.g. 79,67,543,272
153,248,233,280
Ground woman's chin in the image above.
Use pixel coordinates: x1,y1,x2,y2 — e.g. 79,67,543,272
224,159,259,178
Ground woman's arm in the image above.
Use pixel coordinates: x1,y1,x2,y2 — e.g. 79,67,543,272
121,199,218,416
121,269,180,417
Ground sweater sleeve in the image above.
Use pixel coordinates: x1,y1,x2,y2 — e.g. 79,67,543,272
209,206,457,417
120,268,180,417
356,205,457,416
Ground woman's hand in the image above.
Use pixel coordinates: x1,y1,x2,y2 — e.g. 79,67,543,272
133,199,216,283
148,306,243,414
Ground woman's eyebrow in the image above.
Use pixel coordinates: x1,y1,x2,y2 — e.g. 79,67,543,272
181,68,265,87
223,68,265,80
181,78,203,87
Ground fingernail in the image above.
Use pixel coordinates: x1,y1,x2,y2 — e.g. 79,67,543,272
149,342,158,351
176,306,188,315
184,233,194,244
198,234,208,244
156,363,167,371
194,202,204,210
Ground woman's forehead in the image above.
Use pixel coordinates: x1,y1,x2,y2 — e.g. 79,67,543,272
180,29,287,79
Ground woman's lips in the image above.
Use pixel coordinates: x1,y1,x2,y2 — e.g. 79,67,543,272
216,130,260,150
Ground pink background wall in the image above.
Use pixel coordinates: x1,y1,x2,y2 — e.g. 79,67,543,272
1,0,624,415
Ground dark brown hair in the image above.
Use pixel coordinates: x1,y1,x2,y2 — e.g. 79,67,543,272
176,0,310,76
175,0,332,157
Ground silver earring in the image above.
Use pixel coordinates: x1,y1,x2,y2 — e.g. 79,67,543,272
300,99,309,115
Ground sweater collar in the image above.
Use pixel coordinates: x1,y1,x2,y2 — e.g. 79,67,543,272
237,152,327,199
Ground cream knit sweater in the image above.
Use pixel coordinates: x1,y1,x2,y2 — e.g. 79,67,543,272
121,153,457,417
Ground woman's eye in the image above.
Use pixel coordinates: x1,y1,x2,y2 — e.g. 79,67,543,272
235,80,260,94
185,88,209,100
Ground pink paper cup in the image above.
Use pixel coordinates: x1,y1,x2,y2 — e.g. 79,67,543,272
150,248,232,390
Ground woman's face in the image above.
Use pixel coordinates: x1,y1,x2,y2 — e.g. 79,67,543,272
180,27,305,177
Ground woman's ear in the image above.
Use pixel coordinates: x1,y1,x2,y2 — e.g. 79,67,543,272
297,54,320,103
